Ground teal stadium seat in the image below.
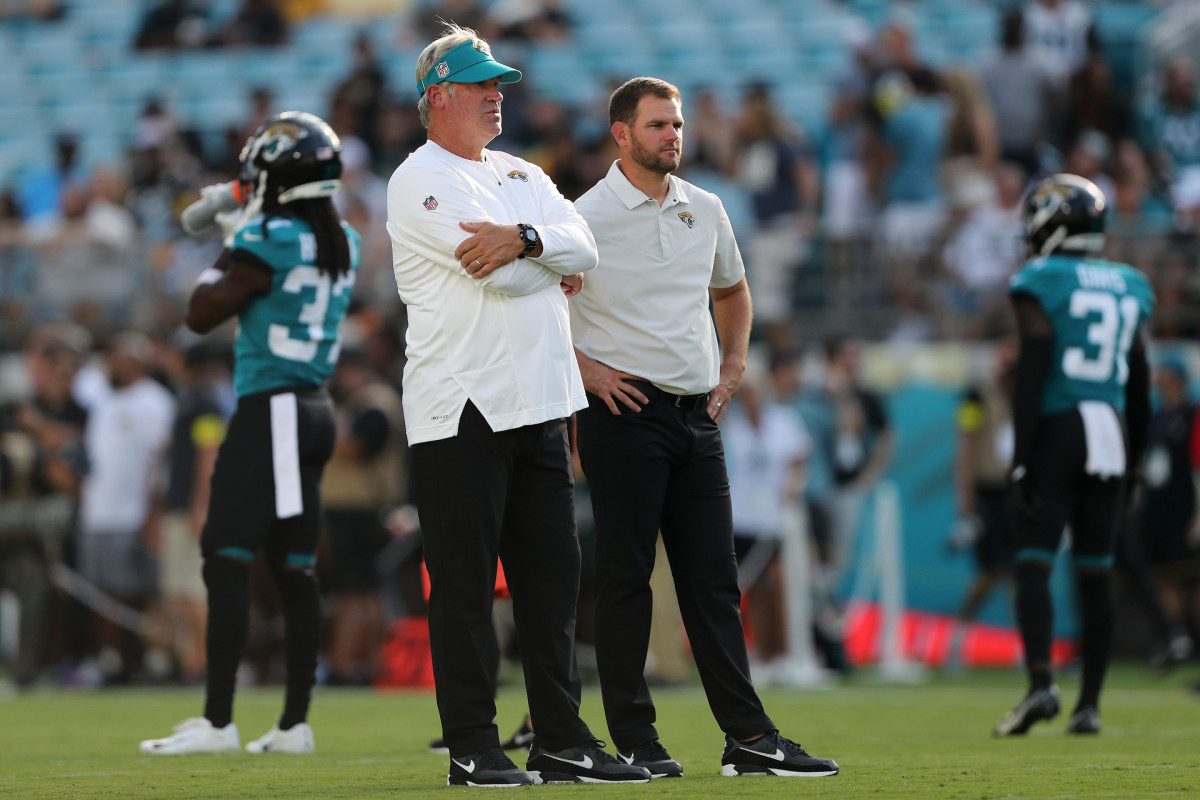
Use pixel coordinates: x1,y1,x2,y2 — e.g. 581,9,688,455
0,70,30,108
1094,1,1159,92
577,22,657,78
655,51,736,95
102,61,171,108
777,82,832,140
0,105,45,143
18,26,85,75
183,95,251,133
0,135,51,182
525,44,602,104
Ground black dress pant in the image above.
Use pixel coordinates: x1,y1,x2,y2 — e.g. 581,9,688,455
576,393,775,751
411,401,592,755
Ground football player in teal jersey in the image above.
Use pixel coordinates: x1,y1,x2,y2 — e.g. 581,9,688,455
994,174,1154,737
141,112,360,755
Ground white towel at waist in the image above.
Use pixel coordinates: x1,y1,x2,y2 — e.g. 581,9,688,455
1078,400,1125,479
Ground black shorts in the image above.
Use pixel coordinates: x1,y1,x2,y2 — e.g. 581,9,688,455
324,508,391,592
201,385,335,569
1012,408,1127,569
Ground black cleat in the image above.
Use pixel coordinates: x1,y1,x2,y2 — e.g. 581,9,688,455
617,739,683,778
499,718,535,751
720,731,839,777
994,685,1061,736
527,739,651,784
1066,706,1101,735
447,747,534,787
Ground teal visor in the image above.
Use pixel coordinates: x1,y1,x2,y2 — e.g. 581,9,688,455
417,40,522,96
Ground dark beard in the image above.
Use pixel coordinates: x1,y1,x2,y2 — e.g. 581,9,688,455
630,136,679,175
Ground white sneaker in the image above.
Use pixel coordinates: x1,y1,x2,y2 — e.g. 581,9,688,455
245,722,314,754
140,718,240,755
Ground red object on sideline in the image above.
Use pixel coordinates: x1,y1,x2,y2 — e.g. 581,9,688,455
842,601,1078,668
372,616,436,688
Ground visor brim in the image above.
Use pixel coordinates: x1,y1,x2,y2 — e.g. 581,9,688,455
448,62,522,86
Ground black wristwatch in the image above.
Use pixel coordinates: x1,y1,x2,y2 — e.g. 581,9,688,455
516,223,539,259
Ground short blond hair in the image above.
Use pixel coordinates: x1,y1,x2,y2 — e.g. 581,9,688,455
415,22,487,128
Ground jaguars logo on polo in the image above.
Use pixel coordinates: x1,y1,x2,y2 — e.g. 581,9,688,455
678,212,695,228
507,170,528,182
423,195,438,211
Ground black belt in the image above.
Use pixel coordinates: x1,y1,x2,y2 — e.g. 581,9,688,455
627,380,709,411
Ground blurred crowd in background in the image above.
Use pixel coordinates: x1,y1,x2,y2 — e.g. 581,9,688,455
1,0,1200,692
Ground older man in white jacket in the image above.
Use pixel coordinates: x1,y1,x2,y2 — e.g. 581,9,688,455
386,22,650,789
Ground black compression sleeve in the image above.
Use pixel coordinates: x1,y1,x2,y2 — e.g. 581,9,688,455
1012,335,1054,473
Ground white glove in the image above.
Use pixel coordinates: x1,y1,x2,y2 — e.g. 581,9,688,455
180,181,243,236
215,194,262,248
945,514,982,553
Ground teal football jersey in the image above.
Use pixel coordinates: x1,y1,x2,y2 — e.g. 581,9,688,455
1009,255,1155,416
230,214,360,397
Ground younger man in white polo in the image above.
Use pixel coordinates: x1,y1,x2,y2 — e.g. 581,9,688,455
572,76,840,779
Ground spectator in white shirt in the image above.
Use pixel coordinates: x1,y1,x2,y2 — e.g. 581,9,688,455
384,22,648,788
723,355,812,678
77,331,175,684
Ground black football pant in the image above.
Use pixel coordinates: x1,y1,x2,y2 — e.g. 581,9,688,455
576,393,775,751
201,385,336,730
411,401,592,755
1011,408,1126,706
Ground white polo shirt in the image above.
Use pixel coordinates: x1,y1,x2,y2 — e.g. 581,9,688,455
386,141,597,444
571,161,746,396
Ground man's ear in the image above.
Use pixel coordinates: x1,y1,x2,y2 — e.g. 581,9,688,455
611,120,629,149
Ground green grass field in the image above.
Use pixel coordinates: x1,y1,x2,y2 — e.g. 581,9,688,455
3,664,1198,799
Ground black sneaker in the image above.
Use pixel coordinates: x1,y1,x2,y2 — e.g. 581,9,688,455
1066,706,1101,735
993,685,1061,736
617,739,683,778
720,732,839,777
527,739,651,784
428,737,449,755
499,718,535,751
447,747,534,787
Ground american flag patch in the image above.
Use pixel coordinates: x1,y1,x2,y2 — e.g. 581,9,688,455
423,196,438,210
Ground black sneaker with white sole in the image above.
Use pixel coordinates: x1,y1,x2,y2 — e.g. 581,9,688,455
617,739,682,778
993,685,1061,736
720,732,839,777
1066,705,1101,735
447,747,534,787
527,739,651,784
